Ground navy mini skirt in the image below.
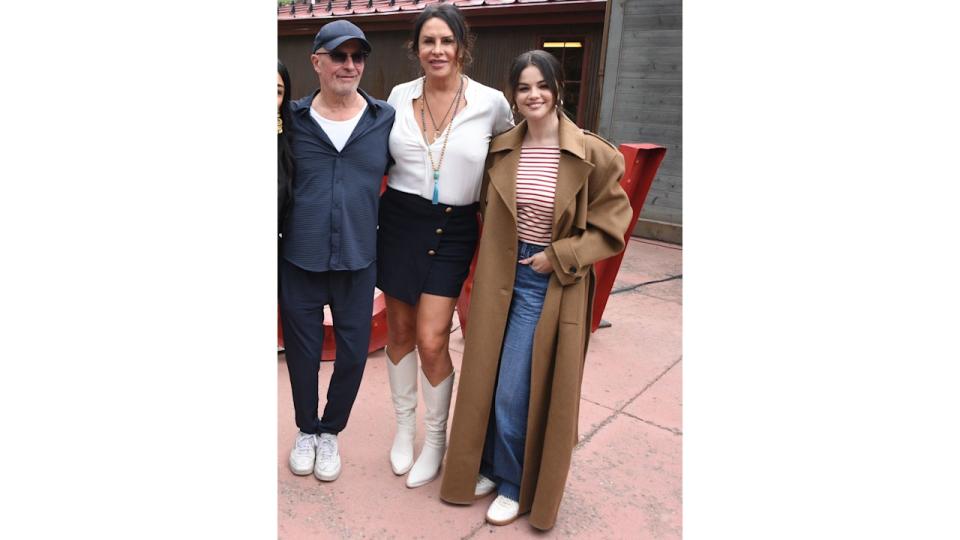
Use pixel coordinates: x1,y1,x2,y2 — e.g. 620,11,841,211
377,187,479,306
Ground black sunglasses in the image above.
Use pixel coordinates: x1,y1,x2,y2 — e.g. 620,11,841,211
317,51,368,65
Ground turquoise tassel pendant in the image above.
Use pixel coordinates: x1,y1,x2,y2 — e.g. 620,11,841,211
432,171,439,205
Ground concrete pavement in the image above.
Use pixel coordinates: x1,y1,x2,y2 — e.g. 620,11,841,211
278,237,682,539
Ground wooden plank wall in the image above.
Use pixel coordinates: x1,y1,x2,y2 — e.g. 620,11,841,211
599,0,682,227
279,24,603,130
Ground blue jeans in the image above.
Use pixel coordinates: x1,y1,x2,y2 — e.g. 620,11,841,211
480,241,551,502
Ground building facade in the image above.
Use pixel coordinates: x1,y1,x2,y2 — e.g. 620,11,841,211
278,0,681,242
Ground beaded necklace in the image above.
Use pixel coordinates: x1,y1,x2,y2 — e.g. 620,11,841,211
420,75,465,205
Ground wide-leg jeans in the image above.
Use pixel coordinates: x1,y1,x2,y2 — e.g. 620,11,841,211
480,241,550,502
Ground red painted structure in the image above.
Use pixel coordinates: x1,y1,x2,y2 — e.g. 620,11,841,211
280,144,666,359
589,144,667,331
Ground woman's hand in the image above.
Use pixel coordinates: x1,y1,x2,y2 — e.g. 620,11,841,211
519,252,554,275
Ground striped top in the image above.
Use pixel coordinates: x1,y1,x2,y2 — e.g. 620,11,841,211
516,146,560,246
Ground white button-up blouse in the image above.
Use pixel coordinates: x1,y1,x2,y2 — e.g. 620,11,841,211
386,76,514,206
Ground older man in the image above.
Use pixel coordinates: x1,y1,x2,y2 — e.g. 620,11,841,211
279,20,394,482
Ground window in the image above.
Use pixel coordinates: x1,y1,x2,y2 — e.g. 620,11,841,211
541,38,585,123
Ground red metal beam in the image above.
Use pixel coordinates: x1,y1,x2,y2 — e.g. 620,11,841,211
590,143,668,332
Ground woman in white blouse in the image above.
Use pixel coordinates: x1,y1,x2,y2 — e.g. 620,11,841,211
377,3,513,489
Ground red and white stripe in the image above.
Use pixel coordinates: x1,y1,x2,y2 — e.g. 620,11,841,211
516,146,560,246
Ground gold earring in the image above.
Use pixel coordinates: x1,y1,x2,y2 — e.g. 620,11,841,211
277,111,283,135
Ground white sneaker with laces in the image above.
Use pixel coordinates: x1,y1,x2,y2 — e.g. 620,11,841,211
485,495,520,526
288,432,317,476
314,433,341,482
474,474,497,498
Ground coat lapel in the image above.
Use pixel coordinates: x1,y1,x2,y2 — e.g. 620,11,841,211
487,122,526,223
486,116,593,232
552,115,593,233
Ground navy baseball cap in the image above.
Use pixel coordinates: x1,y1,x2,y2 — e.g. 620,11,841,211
312,20,372,54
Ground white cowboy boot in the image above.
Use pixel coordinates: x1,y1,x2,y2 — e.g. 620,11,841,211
405,369,454,488
386,348,418,475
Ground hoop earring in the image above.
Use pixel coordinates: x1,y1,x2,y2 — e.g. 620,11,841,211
277,111,283,135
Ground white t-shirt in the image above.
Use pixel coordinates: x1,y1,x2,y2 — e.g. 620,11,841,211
386,76,514,206
310,101,368,152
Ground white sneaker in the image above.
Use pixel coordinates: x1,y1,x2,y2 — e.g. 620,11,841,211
314,433,341,482
485,495,520,526
288,432,317,476
474,474,497,498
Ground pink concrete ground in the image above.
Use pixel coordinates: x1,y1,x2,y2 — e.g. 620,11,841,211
278,238,682,539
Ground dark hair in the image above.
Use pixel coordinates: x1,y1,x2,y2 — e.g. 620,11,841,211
408,4,473,68
278,59,295,235
507,49,565,117
278,60,293,128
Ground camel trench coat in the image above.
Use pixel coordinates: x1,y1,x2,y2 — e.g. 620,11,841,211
439,114,632,530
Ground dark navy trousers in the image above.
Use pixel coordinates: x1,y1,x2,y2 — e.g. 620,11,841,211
279,257,375,435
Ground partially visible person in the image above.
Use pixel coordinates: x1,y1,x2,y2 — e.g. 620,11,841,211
378,3,514,489
278,59,294,239
279,21,395,483
439,50,632,530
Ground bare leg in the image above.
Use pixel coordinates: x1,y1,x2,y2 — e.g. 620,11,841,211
405,293,458,488
415,293,458,387
384,294,417,365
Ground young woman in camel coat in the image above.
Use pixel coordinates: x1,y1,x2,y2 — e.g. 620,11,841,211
439,50,632,530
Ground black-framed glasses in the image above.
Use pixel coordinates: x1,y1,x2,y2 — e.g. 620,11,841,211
317,51,368,65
